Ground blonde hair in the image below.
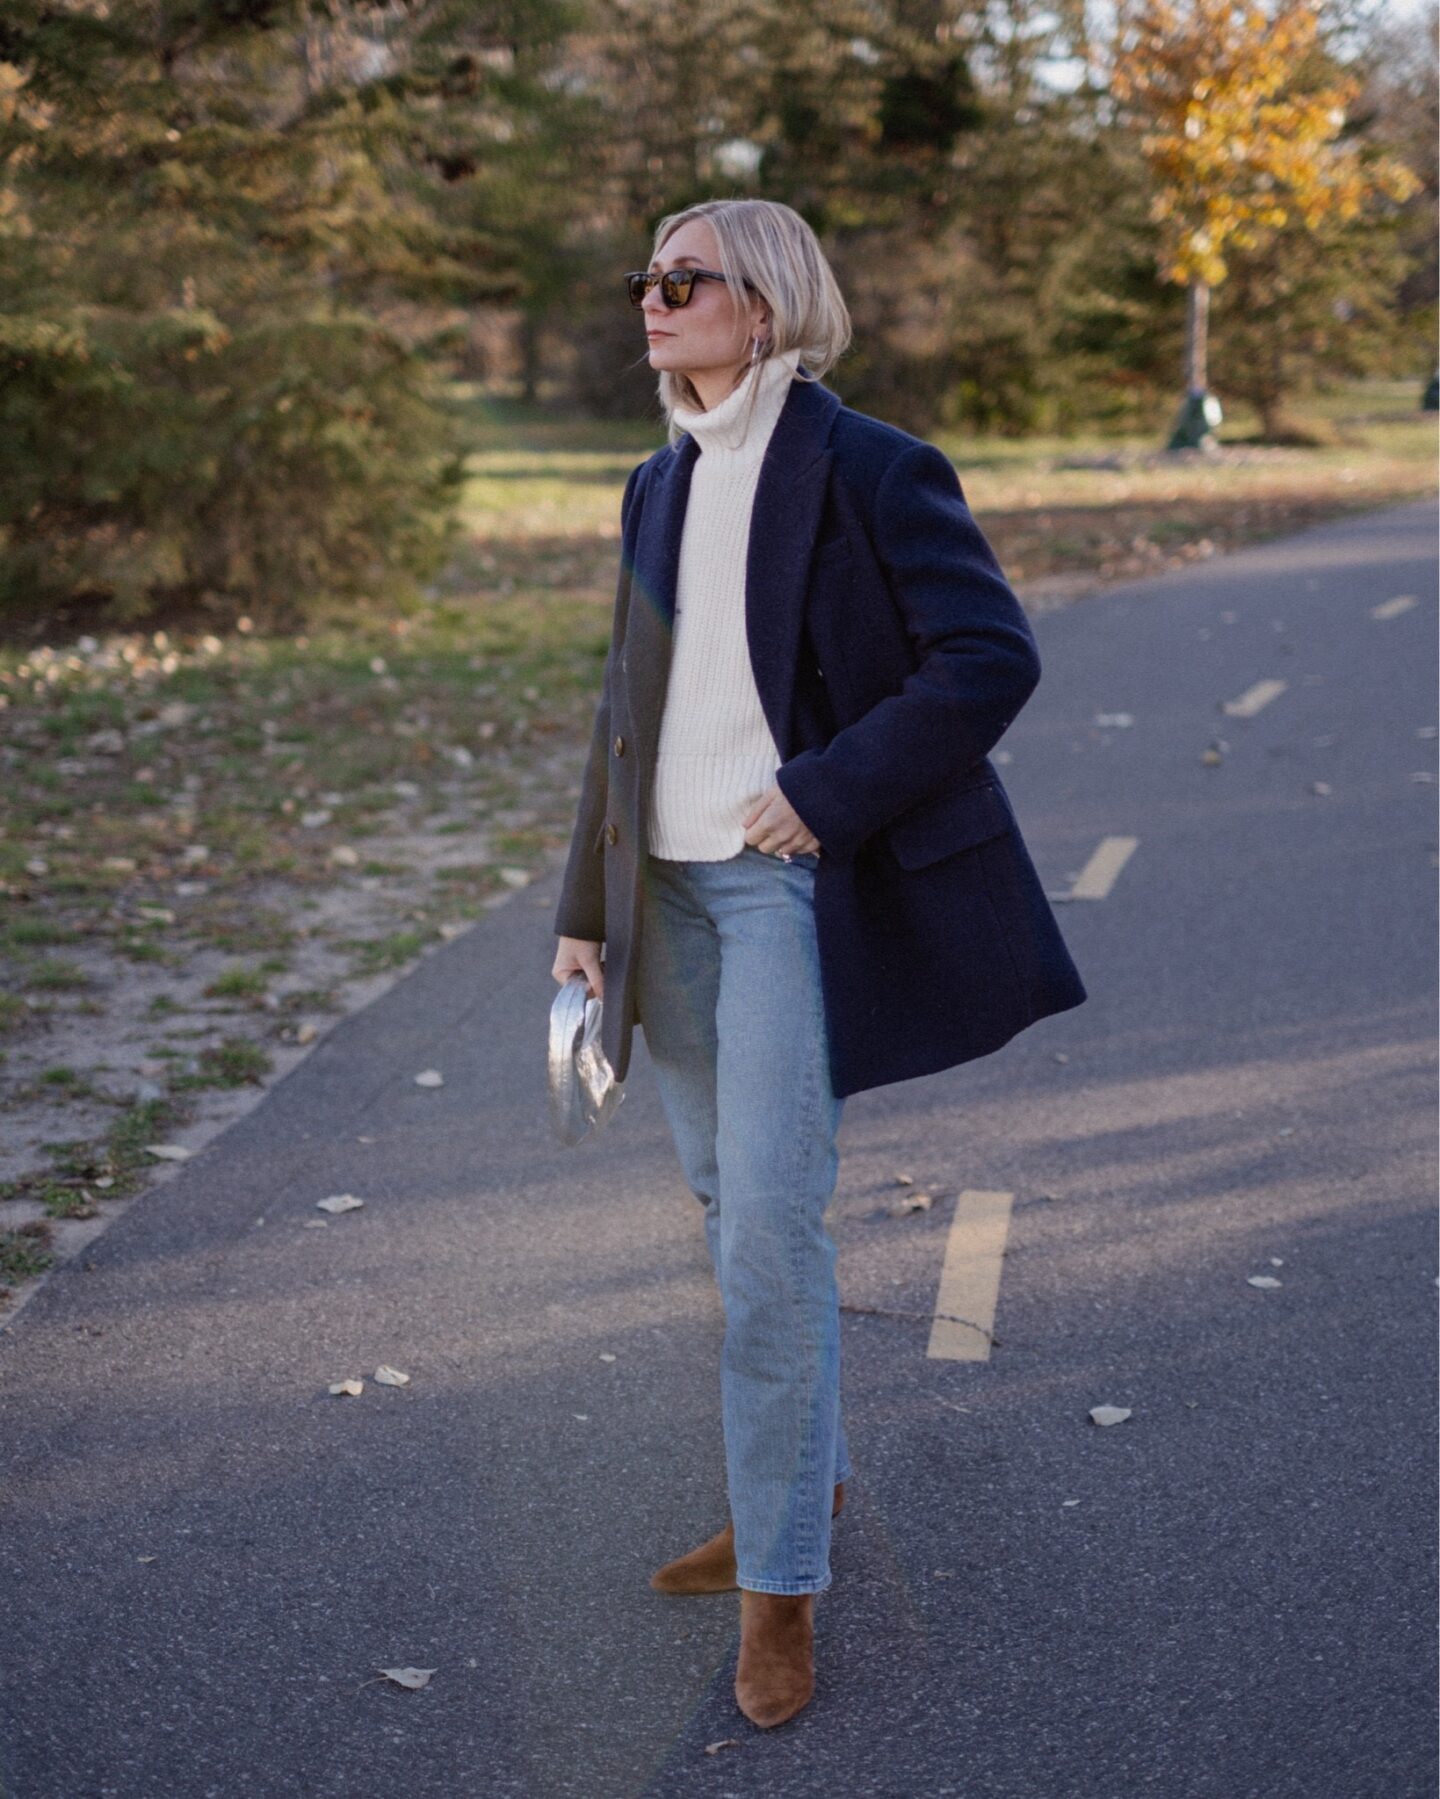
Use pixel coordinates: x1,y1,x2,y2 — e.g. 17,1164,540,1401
642,199,852,446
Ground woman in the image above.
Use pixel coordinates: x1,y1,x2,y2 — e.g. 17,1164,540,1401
551,199,1086,1730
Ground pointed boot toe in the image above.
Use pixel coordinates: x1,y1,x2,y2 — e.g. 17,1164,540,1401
734,1590,815,1728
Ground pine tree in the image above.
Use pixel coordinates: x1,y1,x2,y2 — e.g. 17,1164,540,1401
0,0,583,634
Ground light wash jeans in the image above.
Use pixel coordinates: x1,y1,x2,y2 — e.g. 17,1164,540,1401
635,842,852,1595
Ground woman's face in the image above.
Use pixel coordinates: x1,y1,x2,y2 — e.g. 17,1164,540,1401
640,219,769,389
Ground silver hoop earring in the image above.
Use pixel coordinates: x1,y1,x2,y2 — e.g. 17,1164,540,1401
750,335,764,365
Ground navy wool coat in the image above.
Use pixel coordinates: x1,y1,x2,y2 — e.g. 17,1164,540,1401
552,366,1087,1099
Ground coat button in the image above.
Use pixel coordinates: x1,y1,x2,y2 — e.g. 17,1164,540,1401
605,823,618,845
613,735,625,756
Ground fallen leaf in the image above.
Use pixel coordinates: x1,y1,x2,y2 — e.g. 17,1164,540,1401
379,1666,436,1690
888,1193,933,1216
1247,1275,1282,1289
138,1554,158,1562
329,1379,364,1397
414,1069,444,1088
316,1193,365,1214
295,1024,318,1045
374,1365,410,1386
892,1173,914,1186
704,1739,741,1756
1088,1404,1131,1426
144,1143,192,1161
329,846,360,866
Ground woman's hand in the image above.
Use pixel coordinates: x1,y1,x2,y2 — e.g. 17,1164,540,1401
742,787,821,858
553,936,604,1000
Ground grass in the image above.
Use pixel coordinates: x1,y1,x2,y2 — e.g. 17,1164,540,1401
452,376,1436,594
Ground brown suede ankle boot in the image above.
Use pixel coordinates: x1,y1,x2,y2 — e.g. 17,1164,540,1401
734,1589,815,1727
650,1481,845,1595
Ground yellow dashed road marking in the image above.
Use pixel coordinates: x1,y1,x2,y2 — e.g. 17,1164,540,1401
927,1188,1015,1362
1064,834,1138,900
1222,678,1287,717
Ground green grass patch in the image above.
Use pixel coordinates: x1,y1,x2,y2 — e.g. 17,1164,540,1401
340,929,430,975
202,965,270,1002
0,1221,54,1286
2,918,83,950
21,957,92,990
170,1036,271,1090
278,987,344,1013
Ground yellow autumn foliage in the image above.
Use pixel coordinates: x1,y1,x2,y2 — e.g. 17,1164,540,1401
1112,0,1420,286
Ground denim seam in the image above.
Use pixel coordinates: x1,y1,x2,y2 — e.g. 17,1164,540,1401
794,1033,825,1580
773,881,829,1590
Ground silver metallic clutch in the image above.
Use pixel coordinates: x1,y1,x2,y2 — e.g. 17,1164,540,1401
548,972,626,1145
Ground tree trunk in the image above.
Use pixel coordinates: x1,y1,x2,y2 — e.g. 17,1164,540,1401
1184,279,1209,393
520,314,542,405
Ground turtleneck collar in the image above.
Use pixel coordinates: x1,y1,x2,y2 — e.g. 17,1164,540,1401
672,345,803,458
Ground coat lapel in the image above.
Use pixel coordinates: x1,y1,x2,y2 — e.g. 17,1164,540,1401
627,366,841,772
746,372,838,759
624,430,697,776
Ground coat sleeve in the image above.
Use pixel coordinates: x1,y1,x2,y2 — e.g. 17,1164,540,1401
552,461,644,942
773,440,1040,863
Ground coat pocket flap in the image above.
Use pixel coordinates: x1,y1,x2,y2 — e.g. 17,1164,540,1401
885,780,1011,869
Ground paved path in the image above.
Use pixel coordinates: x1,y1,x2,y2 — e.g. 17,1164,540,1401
2,499,1435,1799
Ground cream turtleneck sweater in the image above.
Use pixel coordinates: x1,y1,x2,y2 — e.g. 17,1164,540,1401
646,345,803,861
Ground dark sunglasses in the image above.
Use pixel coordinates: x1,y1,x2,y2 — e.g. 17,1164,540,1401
624,267,758,308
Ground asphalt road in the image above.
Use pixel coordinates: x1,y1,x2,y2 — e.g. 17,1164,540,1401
2,497,1435,1799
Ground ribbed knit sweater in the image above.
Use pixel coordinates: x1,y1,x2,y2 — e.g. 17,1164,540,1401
646,345,803,861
